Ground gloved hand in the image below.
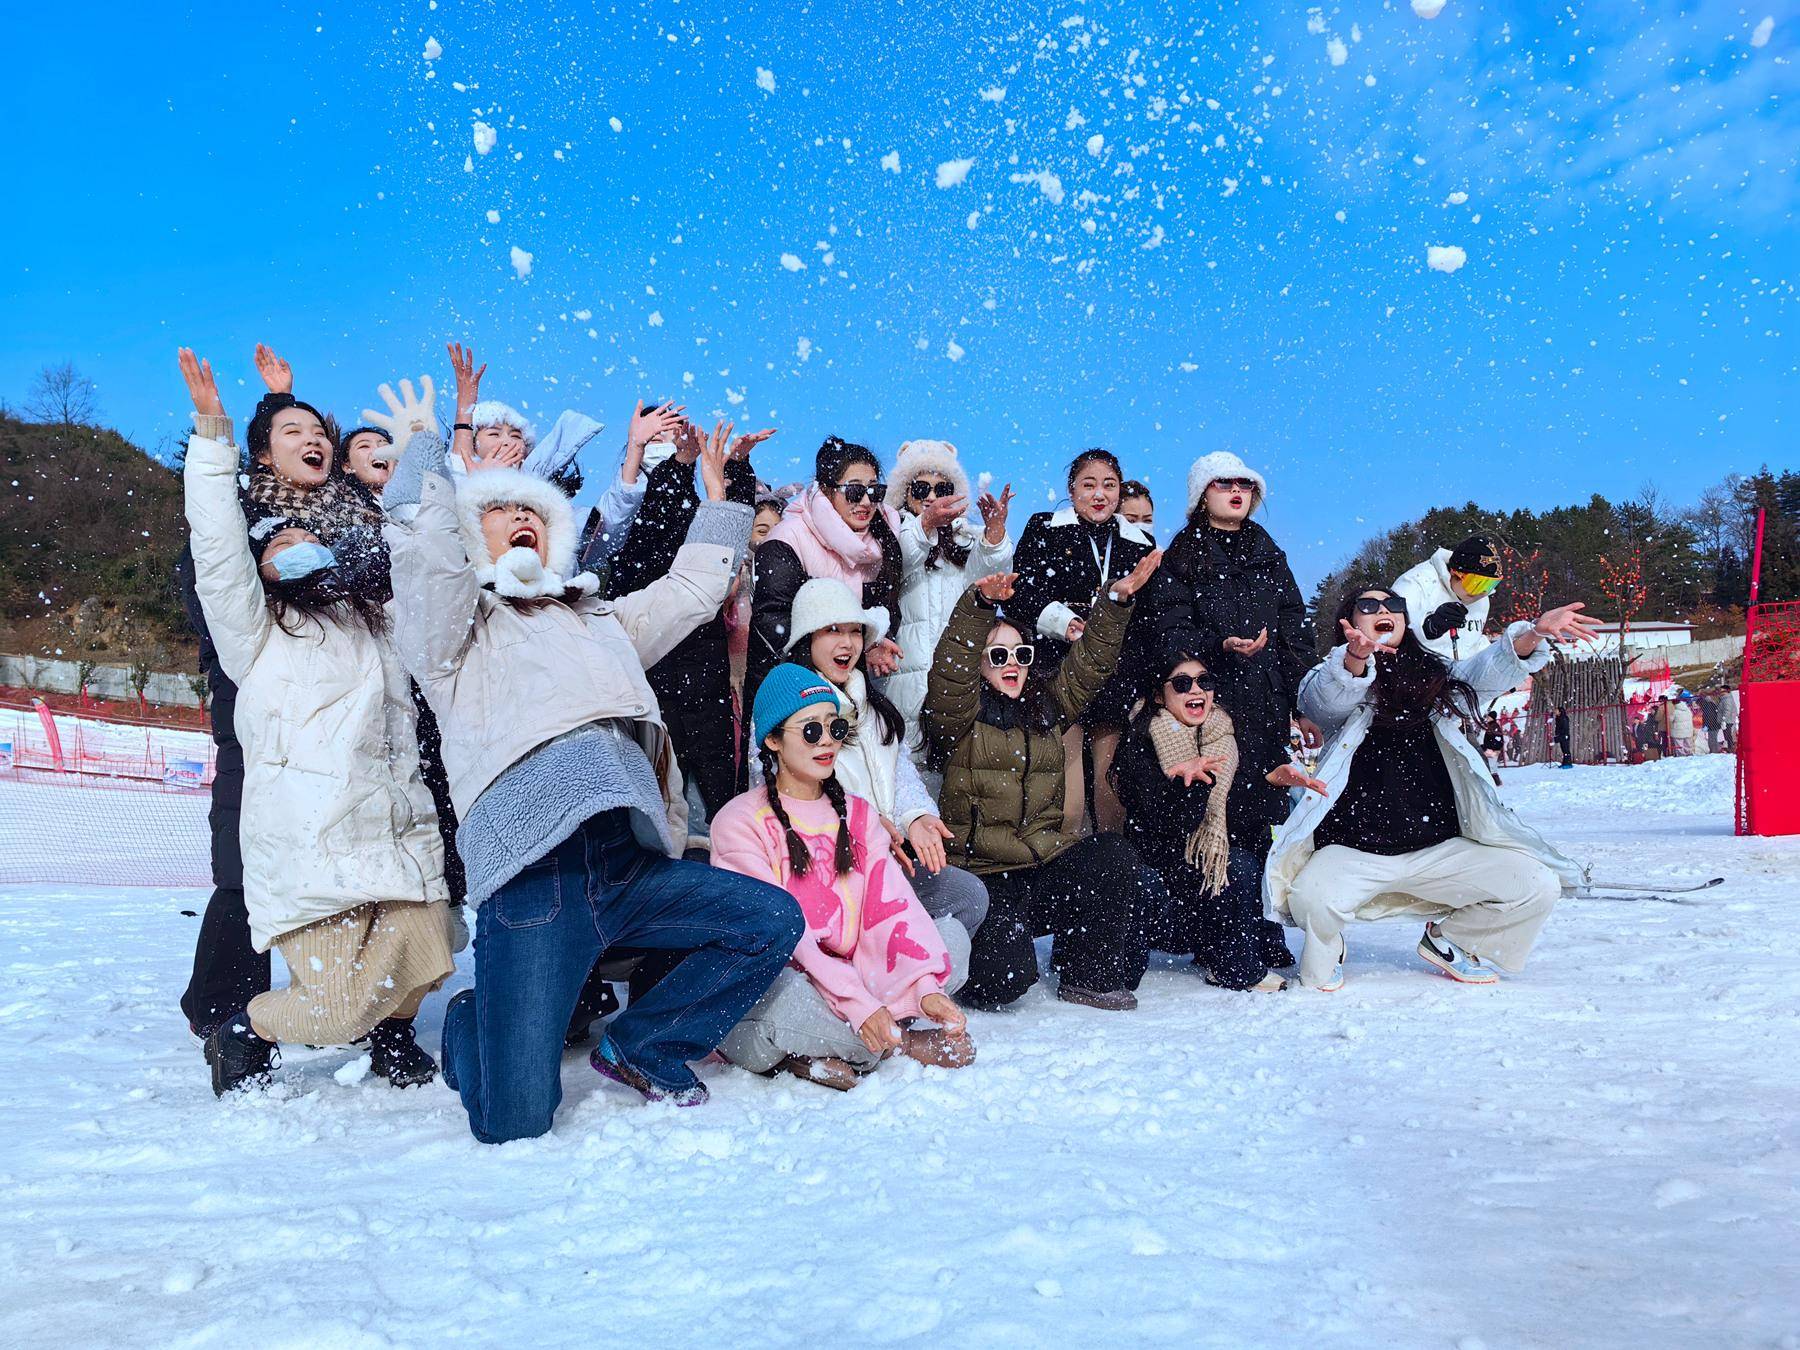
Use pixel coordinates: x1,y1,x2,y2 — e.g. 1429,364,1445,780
1422,600,1469,641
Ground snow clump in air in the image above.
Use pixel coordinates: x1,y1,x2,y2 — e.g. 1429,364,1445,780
1427,245,1467,273
936,158,975,188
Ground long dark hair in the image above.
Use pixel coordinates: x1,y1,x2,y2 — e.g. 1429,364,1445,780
1334,586,1478,727
922,527,972,572
984,616,1064,732
757,743,854,876
265,568,390,639
816,436,902,600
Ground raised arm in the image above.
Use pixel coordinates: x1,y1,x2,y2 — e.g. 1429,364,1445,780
373,379,483,680
1048,549,1162,724
923,581,1004,757
1006,513,1073,641
176,350,270,684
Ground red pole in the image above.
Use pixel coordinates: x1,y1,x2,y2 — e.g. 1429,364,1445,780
1749,506,1768,606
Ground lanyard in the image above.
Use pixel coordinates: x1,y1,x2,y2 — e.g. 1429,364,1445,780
1086,530,1114,587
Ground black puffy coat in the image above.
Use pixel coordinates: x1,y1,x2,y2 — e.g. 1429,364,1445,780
1006,508,1157,726
1148,518,1310,848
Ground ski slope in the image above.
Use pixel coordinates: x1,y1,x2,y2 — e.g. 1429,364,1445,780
1,754,1794,1347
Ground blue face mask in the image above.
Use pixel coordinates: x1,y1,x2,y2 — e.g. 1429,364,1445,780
269,541,336,582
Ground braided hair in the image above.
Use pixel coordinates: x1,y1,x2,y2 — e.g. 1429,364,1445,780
758,744,855,877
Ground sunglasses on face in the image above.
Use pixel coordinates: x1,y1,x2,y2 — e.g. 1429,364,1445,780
986,644,1035,669
909,479,957,500
1454,572,1501,596
835,481,887,505
1353,596,1407,616
1210,478,1258,494
1165,673,1216,694
788,717,852,745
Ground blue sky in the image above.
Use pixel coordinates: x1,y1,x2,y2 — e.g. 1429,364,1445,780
2,0,1793,589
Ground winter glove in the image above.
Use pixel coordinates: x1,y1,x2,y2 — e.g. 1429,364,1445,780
1422,600,1468,641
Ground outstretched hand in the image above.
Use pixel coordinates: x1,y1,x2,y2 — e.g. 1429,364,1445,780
974,572,1018,603
1223,625,1269,657
1533,602,1603,644
629,399,686,451
1267,763,1328,796
977,483,1014,543
699,420,733,501
730,427,777,461
446,342,486,413
177,349,226,419
1111,548,1165,600
1338,619,1381,663
1167,754,1229,786
252,343,292,395
866,638,903,678
922,492,969,534
362,377,437,452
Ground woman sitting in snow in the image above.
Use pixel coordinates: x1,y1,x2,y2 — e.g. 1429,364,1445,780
777,578,988,939
176,350,455,1097
923,563,1170,1012
376,376,801,1142
712,664,974,1090
883,438,1015,759
1113,645,1325,994
1267,585,1600,991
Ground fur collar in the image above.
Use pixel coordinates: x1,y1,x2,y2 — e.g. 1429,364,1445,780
1047,505,1154,548
454,466,597,600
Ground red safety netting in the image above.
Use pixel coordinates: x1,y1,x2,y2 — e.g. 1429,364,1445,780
1737,600,1798,837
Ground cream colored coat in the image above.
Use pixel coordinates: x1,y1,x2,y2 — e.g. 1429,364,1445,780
383,451,737,855
184,435,446,953
1264,622,1586,927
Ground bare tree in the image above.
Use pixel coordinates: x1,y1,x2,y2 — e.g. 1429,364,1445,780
24,361,99,428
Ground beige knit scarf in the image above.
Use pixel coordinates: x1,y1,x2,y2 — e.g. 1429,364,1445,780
1147,705,1239,897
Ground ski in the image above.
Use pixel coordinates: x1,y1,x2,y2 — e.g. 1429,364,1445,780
1576,877,1725,904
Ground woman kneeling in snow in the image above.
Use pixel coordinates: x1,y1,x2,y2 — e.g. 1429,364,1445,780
1267,586,1599,991
177,351,455,1097
712,664,974,1090
377,379,802,1142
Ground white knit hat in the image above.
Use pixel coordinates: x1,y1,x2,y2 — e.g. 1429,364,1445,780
1185,451,1267,514
783,577,890,651
467,400,538,449
892,438,971,503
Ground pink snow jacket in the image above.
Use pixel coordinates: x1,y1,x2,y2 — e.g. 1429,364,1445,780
710,785,952,1030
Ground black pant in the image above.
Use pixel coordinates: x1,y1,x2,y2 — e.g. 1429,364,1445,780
412,685,466,905
178,742,271,1034
649,657,740,824
1149,845,1280,989
963,835,1168,1008
1558,735,1573,767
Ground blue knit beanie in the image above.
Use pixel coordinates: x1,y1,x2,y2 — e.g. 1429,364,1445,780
753,663,841,748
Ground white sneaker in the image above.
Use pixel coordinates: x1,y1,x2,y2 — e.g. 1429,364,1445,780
1310,937,1346,993
1418,925,1499,985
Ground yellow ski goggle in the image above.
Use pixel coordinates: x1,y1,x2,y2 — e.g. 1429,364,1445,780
1453,571,1501,596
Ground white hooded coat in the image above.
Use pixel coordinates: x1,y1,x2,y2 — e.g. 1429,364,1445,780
1264,622,1586,927
184,434,447,952
1391,548,1493,663
886,440,1013,748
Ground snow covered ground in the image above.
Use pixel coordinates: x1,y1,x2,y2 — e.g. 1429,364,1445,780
2,754,1795,1347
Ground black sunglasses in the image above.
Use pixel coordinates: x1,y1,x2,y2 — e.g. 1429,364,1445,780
910,479,957,500
986,644,1035,668
1165,673,1216,694
1353,596,1407,616
788,717,851,746
835,481,887,505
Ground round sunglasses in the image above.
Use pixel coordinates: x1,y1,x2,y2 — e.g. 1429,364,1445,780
986,644,1035,669
1165,673,1216,694
834,481,887,505
910,479,957,500
786,716,852,745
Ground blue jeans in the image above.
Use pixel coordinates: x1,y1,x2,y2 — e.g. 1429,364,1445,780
444,811,803,1144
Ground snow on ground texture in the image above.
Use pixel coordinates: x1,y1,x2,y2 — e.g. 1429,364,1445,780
1,756,1796,1346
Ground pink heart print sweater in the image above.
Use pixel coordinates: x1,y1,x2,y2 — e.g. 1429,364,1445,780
710,785,953,1031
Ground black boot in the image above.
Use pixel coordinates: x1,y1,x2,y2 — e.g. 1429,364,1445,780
368,1017,438,1088
204,1012,275,1097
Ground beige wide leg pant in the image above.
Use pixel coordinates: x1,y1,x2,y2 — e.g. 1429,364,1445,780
1287,838,1559,988
719,916,970,1074
248,900,456,1045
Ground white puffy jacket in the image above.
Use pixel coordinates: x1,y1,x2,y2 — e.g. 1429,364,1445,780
888,512,1013,753
184,434,446,952
1391,548,1492,663
1264,623,1585,926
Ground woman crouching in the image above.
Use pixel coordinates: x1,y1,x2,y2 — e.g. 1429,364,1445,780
177,351,452,1096
1113,647,1325,993
712,664,974,1089
1268,587,1598,990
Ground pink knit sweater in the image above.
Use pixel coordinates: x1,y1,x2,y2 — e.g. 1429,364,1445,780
710,785,952,1029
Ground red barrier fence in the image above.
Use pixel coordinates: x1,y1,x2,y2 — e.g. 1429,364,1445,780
1737,599,1799,837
